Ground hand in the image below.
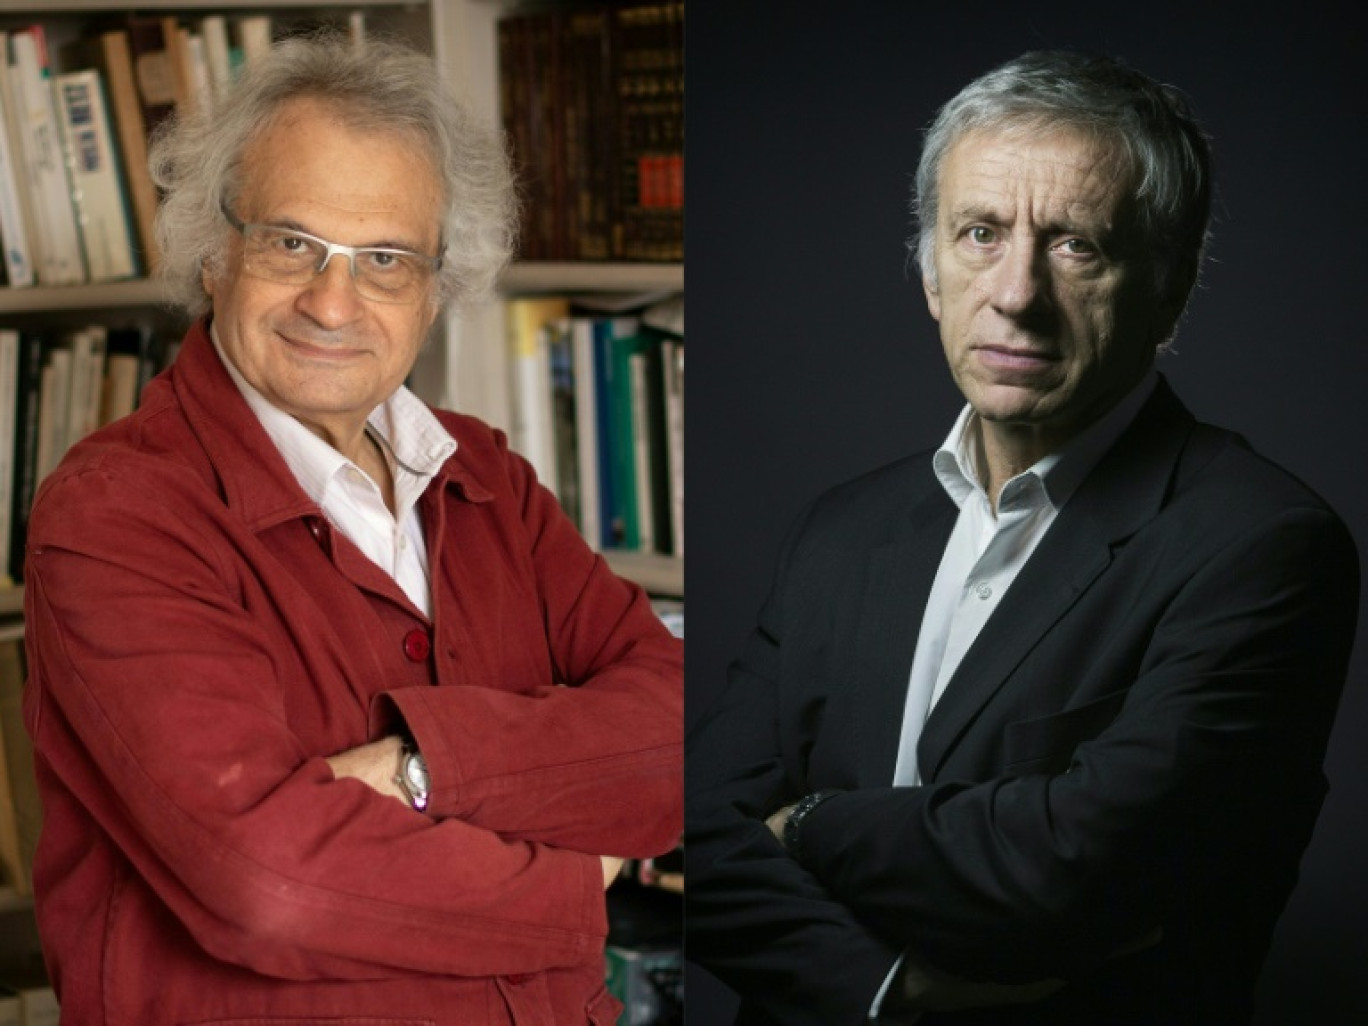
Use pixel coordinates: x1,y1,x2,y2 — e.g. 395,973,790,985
765,803,795,844
601,856,626,890
326,735,409,807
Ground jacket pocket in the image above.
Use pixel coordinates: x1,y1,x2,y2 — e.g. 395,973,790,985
586,983,624,1026
1002,688,1128,776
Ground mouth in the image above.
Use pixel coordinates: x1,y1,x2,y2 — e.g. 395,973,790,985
972,344,1060,373
279,332,368,361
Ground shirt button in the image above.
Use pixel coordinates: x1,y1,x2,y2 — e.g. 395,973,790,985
402,628,431,662
974,581,993,600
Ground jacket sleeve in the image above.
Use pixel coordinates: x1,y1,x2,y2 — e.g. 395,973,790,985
24,461,610,982
374,436,683,858
795,505,1359,982
685,503,904,1026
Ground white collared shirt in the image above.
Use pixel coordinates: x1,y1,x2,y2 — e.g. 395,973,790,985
890,372,1158,787
211,328,457,617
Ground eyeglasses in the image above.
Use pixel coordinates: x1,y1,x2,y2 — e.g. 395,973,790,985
221,204,444,305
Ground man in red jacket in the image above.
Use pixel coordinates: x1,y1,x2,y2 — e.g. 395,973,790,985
22,34,681,1026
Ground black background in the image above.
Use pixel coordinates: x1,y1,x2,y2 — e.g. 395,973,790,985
685,2,1368,1022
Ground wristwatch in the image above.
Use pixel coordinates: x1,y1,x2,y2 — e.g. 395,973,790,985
395,742,430,812
781,789,843,862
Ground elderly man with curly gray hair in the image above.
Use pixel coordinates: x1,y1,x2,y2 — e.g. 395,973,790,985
22,33,681,1026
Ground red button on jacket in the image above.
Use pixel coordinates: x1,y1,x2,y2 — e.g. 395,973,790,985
403,628,431,662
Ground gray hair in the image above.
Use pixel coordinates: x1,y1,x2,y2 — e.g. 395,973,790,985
913,51,1211,340
149,33,515,317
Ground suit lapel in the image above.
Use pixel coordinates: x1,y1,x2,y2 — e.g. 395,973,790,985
853,485,956,786
916,379,1198,782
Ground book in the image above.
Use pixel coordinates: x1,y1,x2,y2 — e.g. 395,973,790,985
630,335,672,554
545,320,582,528
7,331,43,583
33,342,72,486
7,26,86,285
506,297,570,492
594,315,641,549
236,16,273,69
0,639,37,899
0,330,19,586
569,316,602,548
199,16,233,107
63,325,108,450
100,348,141,428
0,42,34,288
124,16,179,143
52,70,139,282
661,337,683,557
65,31,160,274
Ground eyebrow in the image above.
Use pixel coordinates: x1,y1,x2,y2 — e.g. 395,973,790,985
947,204,1112,239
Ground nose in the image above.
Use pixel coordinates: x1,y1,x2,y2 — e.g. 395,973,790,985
989,238,1050,320
296,252,365,327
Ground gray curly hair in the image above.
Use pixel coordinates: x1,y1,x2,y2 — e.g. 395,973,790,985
913,51,1212,344
149,32,516,317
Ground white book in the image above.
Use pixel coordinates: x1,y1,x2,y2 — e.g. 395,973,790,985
182,30,212,115
0,39,33,288
0,330,19,582
200,16,233,104
570,317,601,549
236,16,273,68
35,346,71,484
53,70,137,281
8,27,84,285
0,32,38,289
64,325,107,448
509,324,558,493
662,339,683,557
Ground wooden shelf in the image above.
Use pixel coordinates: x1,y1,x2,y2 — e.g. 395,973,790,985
0,279,171,315
501,262,683,294
603,551,682,598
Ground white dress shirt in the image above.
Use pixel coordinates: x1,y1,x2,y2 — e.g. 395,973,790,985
212,329,457,618
870,371,1157,1018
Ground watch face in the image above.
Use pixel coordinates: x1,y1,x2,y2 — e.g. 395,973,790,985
405,753,429,792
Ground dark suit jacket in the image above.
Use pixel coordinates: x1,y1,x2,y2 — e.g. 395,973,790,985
686,379,1359,1025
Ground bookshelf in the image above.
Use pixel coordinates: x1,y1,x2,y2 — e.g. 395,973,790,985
0,0,683,1012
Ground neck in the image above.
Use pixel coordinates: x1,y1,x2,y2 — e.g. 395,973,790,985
303,417,397,515
974,421,1061,512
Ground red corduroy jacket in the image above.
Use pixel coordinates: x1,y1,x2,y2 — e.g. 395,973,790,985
22,318,682,1025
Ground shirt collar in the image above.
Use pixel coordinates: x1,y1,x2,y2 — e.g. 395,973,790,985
934,370,1160,514
210,324,457,510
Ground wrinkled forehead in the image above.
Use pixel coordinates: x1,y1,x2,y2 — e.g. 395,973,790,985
940,121,1137,226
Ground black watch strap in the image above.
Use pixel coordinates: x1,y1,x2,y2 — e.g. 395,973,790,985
781,789,843,862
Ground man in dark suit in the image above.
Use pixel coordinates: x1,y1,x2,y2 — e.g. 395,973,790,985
685,50,1359,1025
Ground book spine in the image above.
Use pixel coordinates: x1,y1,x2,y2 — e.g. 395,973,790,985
97,30,160,273
9,27,86,285
54,71,138,281
8,330,43,582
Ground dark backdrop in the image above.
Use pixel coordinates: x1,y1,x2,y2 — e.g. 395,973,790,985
685,3,1368,1023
